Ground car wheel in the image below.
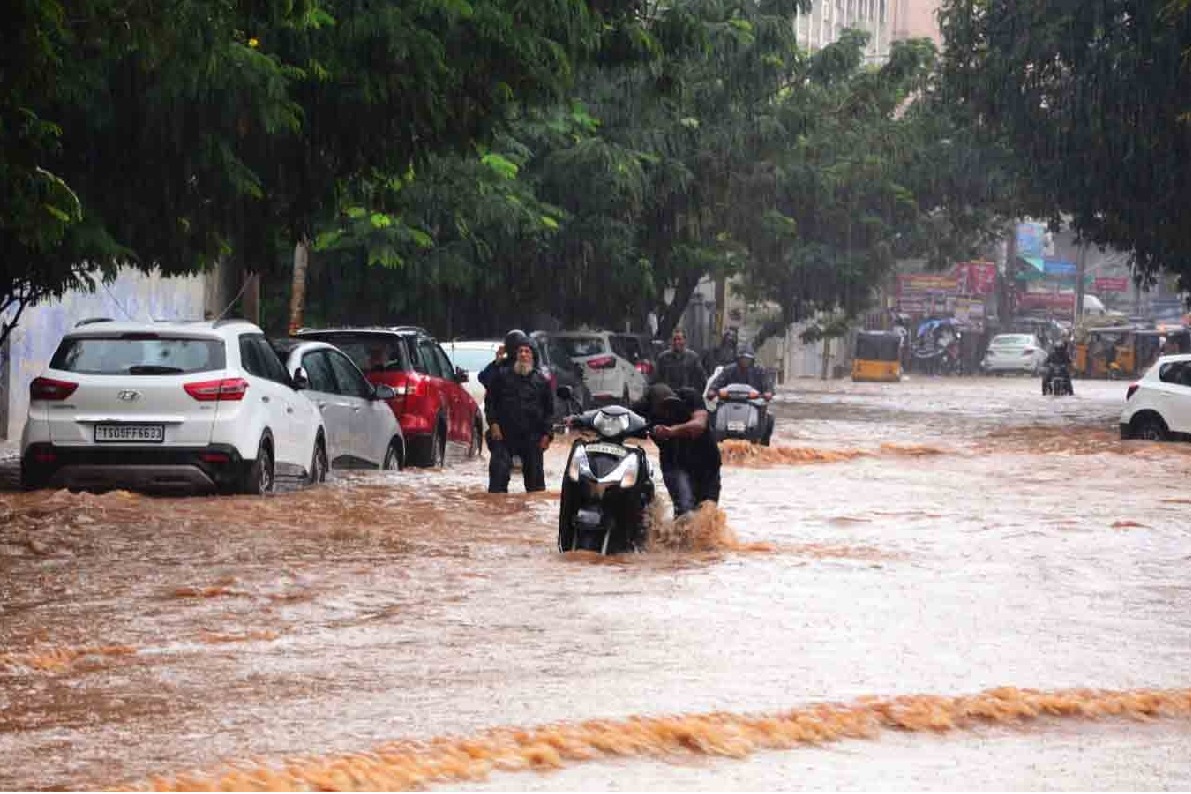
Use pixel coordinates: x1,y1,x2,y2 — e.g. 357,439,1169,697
432,422,447,467
1133,415,1169,442
308,435,328,485
467,419,482,459
241,437,275,495
383,438,403,471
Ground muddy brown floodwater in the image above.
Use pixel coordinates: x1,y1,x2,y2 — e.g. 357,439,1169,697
2,376,1190,790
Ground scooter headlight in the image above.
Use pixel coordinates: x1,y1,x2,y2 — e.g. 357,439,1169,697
592,410,630,438
617,455,639,489
567,445,592,482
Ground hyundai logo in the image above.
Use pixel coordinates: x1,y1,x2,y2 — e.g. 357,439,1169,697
117,390,141,402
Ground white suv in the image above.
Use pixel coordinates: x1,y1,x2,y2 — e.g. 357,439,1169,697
20,319,326,494
552,330,648,405
1120,354,1191,442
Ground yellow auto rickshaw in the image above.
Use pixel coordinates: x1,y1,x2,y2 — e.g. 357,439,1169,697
851,330,903,382
1074,326,1132,379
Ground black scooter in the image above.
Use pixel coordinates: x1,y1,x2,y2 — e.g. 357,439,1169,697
1042,364,1074,396
710,383,774,445
557,388,655,554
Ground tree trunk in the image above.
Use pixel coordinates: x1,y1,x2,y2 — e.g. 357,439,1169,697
241,270,261,325
657,273,702,342
1073,241,1088,325
820,336,831,381
288,238,310,335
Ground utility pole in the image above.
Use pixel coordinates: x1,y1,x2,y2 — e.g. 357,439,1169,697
1073,241,1089,326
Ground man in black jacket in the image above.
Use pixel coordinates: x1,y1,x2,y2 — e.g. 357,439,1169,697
651,328,708,391
485,330,554,493
634,384,721,518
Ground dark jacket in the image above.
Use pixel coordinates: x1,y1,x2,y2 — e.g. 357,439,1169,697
1045,347,1072,368
709,364,771,393
651,349,708,391
632,388,721,473
485,364,553,441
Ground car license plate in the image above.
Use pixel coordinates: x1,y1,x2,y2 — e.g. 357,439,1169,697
95,424,164,443
727,421,747,432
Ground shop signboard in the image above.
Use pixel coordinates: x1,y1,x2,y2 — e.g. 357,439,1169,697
952,262,997,296
1093,276,1130,293
1043,259,1077,277
896,274,957,296
1016,291,1075,311
1016,222,1047,258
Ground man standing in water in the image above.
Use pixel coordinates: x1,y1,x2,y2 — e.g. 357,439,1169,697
485,330,554,493
651,327,708,391
634,384,721,518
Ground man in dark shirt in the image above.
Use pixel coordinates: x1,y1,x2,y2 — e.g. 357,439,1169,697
634,384,721,518
651,328,708,391
485,331,554,493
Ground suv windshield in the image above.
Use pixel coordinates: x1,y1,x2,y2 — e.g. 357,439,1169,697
51,336,225,375
302,333,406,373
558,336,606,358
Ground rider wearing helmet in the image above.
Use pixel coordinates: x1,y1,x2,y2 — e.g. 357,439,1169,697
707,345,772,396
705,345,775,444
1042,338,1073,395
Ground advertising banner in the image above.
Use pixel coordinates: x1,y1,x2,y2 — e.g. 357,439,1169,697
896,274,958,296
1016,222,1047,258
1043,259,1077,277
1016,291,1075,311
952,262,997,296
1093,276,1130,293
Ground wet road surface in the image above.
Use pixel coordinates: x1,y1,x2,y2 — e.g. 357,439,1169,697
1,376,1189,789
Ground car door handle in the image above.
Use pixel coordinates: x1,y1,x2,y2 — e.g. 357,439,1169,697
261,396,271,403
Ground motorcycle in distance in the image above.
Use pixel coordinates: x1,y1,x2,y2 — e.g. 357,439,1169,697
1042,363,1074,396
557,387,655,555
706,372,774,446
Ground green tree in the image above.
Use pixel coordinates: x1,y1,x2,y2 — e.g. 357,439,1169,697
938,0,1191,288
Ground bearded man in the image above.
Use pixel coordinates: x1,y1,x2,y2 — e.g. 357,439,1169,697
485,329,554,493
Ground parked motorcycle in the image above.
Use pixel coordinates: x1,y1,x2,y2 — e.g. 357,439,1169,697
558,388,655,554
1042,364,1074,397
709,383,774,446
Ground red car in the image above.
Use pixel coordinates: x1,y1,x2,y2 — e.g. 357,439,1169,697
295,327,482,467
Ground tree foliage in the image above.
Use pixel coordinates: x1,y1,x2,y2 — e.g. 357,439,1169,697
939,0,1191,288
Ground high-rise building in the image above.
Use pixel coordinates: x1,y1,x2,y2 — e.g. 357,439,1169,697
794,0,890,60
888,0,942,45
793,0,941,63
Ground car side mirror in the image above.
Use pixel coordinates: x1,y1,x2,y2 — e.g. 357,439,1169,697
292,367,309,390
374,383,397,401
557,385,573,400
456,366,469,384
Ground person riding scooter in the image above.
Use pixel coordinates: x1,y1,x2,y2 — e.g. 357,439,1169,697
706,346,774,445
1041,339,1073,396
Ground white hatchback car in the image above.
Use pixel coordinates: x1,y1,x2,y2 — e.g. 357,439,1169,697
551,330,647,405
980,333,1048,374
1120,354,1191,441
272,338,405,469
20,319,326,494
442,340,501,427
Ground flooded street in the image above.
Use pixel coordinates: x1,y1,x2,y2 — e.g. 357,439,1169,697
2,376,1190,790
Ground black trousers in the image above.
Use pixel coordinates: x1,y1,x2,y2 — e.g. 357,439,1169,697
488,435,546,493
661,465,722,517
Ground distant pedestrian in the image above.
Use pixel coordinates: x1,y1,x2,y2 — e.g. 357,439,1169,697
485,330,554,493
651,328,707,391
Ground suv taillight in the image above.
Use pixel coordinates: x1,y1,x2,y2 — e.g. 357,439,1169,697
587,355,616,369
635,360,654,375
30,377,78,401
185,377,249,402
1126,383,1139,401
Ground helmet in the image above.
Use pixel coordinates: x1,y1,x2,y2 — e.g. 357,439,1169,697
504,328,530,353
736,345,756,362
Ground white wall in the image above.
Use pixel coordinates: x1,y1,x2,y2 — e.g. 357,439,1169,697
3,268,205,439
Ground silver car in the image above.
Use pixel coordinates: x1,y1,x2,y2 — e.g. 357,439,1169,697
273,339,406,470
981,334,1048,375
